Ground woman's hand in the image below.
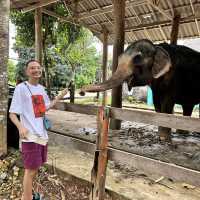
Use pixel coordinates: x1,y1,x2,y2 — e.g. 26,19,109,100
18,126,29,139
57,88,68,100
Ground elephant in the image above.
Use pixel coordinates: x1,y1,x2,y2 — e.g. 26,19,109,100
81,39,200,141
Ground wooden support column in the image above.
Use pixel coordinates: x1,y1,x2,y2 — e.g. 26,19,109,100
110,0,125,129
170,11,181,44
159,11,181,141
102,29,108,106
0,0,9,155
90,107,110,200
35,8,43,64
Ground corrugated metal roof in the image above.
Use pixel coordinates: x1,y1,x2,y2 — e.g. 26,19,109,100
11,0,200,44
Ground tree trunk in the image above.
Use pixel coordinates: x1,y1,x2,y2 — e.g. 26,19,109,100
110,0,125,129
43,48,51,97
0,0,9,155
42,16,51,97
69,80,75,103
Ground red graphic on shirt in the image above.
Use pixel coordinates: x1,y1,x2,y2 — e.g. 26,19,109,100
31,95,46,118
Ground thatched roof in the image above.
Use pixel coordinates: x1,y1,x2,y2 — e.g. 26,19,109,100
11,0,200,44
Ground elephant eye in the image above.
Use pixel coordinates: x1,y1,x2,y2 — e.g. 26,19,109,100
132,54,142,65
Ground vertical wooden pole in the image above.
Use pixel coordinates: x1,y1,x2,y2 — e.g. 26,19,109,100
170,11,181,45
102,30,108,106
110,0,125,130
159,11,181,141
0,0,9,155
90,107,110,200
35,8,43,64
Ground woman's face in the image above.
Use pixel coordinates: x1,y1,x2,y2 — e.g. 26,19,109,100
26,61,42,80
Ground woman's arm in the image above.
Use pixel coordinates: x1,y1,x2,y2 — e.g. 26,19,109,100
9,113,28,139
47,88,68,110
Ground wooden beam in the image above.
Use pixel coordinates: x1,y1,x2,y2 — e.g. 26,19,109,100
143,27,152,40
102,29,108,106
110,0,125,130
49,131,200,186
170,11,181,44
42,9,101,34
35,8,43,64
79,2,103,30
53,102,200,132
91,107,109,200
159,25,168,42
132,7,142,24
124,15,200,32
42,8,78,25
189,0,200,36
22,0,59,13
147,0,172,20
71,0,146,20
87,5,200,32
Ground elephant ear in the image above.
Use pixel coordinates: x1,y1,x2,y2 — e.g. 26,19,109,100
152,46,172,79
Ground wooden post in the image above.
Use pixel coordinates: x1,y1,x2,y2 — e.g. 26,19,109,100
90,107,110,200
159,11,181,141
170,11,181,45
102,29,108,106
35,8,43,64
110,0,125,130
0,0,9,155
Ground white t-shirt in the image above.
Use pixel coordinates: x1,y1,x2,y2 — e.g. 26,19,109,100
9,81,50,142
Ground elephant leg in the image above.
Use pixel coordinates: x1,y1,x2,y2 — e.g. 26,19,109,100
159,100,175,142
176,104,194,134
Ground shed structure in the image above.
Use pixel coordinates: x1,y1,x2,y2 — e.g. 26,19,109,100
0,0,200,154
11,0,200,44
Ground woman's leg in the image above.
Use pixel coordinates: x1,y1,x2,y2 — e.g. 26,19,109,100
22,168,38,200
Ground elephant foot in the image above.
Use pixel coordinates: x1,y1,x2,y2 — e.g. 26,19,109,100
158,126,171,142
159,133,171,142
176,129,189,136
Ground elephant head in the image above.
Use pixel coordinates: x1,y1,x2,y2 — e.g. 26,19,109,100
82,39,172,92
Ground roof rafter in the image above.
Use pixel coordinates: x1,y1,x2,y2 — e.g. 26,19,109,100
69,0,146,21
147,0,172,20
22,0,60,13
42,8,101,34
84,3,200,29
159,25,168,42
189,0,200,36
124,15,200,33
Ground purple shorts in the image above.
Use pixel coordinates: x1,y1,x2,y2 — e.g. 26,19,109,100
21,142,48,169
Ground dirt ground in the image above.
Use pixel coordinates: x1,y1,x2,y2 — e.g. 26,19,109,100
47,109,200,171
45,109,200,200
0,149,116,200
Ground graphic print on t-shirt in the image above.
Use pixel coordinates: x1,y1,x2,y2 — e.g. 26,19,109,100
31,95,46,117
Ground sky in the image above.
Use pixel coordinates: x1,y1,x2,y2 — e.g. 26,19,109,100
9,22,200,62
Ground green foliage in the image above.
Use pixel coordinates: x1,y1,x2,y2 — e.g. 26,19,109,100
14,47,35,81
10,11,35,47
10,5,101,89
8,59,16,84
58,29,101,88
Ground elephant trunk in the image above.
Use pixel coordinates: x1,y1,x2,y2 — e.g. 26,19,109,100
81,53,135,92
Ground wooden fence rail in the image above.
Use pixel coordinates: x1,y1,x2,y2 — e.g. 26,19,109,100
53,102,200,132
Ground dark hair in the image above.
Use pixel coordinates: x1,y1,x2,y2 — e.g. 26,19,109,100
25,59,41,68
